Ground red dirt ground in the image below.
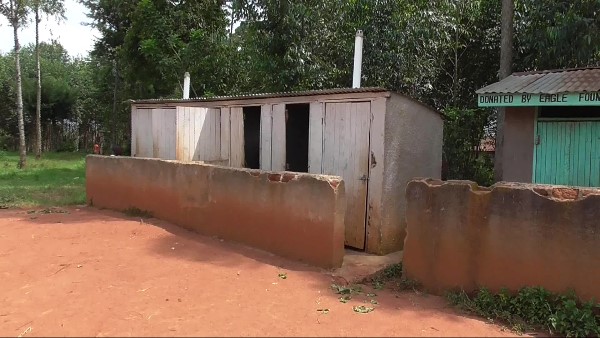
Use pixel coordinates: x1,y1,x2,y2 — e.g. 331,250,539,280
0,207,525,337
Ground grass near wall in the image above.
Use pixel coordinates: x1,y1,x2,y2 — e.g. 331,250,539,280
0,151,86,208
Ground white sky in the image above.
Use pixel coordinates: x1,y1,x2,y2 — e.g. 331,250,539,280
0,0,99,57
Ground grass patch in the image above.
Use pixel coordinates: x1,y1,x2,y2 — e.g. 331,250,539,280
447,287,600,337
0,151,86,208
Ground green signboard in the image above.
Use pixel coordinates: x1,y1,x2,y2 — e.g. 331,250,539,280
478,92,600,107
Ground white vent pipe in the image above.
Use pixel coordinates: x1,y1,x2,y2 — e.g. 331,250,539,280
183,72,190,99
352,30,364,88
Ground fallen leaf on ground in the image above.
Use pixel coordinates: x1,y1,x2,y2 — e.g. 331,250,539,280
339,295,352,303
353,305,374,314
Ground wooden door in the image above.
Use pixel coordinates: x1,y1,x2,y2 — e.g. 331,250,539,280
322,101,371,249
176,107,222,162
534,121,600,187
151,108,176,160
131,108,153,158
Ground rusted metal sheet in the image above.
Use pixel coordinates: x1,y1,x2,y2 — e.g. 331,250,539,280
131,87,389,104
477,67,600,94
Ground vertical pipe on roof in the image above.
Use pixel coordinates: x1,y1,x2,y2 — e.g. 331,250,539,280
352,30,364,89
183,72,191,99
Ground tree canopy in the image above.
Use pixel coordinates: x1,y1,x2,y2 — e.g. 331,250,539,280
1,0,599,182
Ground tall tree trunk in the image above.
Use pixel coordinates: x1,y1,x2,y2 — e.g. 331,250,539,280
35,5,42,160
13,19,27,169
494,0,514,182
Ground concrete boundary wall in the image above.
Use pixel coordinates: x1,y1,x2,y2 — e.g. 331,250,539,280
86,155,346,268
403,179,600,301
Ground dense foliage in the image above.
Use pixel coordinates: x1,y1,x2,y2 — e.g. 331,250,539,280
1,0,600,182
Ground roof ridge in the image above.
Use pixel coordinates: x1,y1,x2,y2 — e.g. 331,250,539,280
477,67,600,94
513,66,600,76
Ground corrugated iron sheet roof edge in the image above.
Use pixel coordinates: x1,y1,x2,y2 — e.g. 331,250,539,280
476,67,600,94
130,87,389,104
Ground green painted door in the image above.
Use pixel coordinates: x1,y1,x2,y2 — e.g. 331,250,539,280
534,121,600,187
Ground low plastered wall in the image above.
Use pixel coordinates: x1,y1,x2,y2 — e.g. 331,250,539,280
86,155,346,269
403,179,600,302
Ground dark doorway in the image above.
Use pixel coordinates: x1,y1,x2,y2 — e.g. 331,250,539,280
285,104,310,172
243,106,261,169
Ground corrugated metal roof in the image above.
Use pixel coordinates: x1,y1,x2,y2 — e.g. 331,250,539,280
476,67,600,94
131,87,389,104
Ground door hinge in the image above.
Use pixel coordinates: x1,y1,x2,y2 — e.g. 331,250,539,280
535,135,541,145
359,174,369,182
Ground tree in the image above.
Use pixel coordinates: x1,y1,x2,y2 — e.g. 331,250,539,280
32,0,64,159
514,0,600,70
494,0,514,182
0,0,29,168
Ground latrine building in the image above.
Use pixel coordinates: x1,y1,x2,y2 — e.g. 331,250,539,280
477,67,600,187
130,88,443,254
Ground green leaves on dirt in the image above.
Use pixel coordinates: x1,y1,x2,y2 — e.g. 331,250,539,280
353,305,374,314
331,283,362,295
339,295,352,303
332,283,378,312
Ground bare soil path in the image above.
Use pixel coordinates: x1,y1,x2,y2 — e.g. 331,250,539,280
0,207,522,337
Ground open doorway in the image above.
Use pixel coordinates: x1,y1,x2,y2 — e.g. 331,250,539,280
285,103,310,172
243,106,261,169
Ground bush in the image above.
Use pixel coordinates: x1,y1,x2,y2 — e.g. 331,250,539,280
447,287,600,337
443,107,495,186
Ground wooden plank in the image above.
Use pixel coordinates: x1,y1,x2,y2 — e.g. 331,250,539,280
220,107,231,165
230,107,244,168
194,107,203,161
592,122,600,186
182,107,191,161
549,123,556,184
323,103,336,175
164,108,177,160
583,122,591,186
131,107,138,157
366,97,386,252
210,108,221,161
175,107,183,161
260,104,272,170
196,107,205,161
308,101,324,174
151,108,161,158
271,103,286,171
138,108,153,158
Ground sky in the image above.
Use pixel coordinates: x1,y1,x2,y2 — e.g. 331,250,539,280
0,0,99,57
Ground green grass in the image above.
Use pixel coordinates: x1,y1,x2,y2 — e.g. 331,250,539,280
0,151,86,208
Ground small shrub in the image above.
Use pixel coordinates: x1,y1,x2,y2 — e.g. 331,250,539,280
550,294,600,337
382,263,403,279
447,287,600,337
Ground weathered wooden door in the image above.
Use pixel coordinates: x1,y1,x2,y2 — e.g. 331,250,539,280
176,107,222,162
322,102,371,249
131,108,153,158
534,121,600,187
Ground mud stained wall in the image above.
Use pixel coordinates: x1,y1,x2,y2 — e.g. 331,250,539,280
86,155,346,268
372,95,443,254
403,179,600,302
503,107,536,183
